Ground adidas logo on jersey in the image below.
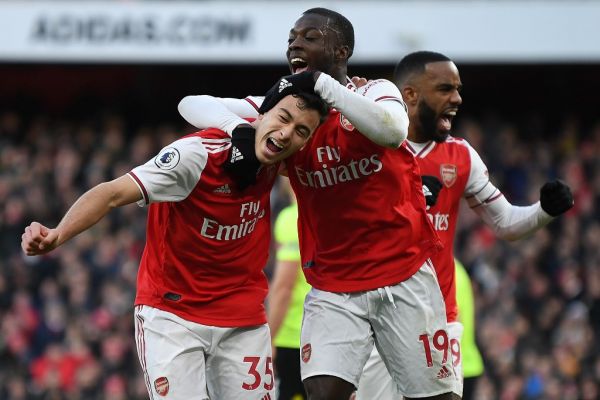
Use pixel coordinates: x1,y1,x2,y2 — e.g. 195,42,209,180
422,185,433,197
436,365,452,379
278,78,292,93
213,184,231,194
230,146,244,163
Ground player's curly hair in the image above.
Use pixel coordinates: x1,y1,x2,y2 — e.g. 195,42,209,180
303,8,355,59
394,51,452,86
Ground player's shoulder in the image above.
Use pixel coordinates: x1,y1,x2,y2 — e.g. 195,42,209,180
445,135,466,144
187,127,229,139
443,135,474,150
179,129,231,155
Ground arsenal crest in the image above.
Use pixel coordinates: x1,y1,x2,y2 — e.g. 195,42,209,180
339,114,355,131
440,164,457,188
301,343,312,363
154,377,170,396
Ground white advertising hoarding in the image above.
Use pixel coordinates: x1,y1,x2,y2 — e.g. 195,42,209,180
0,1,599,63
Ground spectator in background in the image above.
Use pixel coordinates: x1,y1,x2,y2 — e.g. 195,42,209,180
20,83,328,400
268,178,309,400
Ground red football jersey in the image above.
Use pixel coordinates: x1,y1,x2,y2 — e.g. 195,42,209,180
129,129,279,327
285,80,441,292
407,136,493,322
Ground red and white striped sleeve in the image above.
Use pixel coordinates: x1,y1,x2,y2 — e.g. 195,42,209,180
464,142,553,241
128,136,209,205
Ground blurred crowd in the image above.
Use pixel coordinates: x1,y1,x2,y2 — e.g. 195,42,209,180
0,109,598,399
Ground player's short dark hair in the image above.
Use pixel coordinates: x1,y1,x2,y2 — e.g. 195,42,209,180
393,51,452,86
294,92,330,125
303,7,355,59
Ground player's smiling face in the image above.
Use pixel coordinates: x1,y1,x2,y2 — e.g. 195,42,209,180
254,95,320,165
416,61,462,142
287,14,339,75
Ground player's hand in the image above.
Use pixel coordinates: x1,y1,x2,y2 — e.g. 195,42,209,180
422,175,443,207
351,76,368,88
540,179,574,216
21,222,59,256
224,125,261,191
258,71,318,114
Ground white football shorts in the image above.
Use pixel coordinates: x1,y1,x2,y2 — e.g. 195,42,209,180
300,260,455,398
354,319,464,399
134,305,274,400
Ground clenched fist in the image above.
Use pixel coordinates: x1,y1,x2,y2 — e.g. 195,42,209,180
21,221,59,256
540,179,574,217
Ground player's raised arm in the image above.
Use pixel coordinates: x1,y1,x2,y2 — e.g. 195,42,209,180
178,95,262,132
465,144,573,241
177,95,251,135
177,72,321,133
314,72,409,148
21,175,142,256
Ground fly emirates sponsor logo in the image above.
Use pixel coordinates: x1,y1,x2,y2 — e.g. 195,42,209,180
427,211,450,231
294,145,383,188
200,201,265,241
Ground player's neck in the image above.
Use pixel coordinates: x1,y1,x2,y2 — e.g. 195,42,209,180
407,129,431,144
330,66,348,84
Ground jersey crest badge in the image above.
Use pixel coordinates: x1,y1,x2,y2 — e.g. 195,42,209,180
339,114,355,131
154,377,169,396
154,147,180,170
440,164,457,188
301,343,312,363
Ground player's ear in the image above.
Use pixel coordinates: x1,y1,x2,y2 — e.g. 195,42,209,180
402,85,418,106
335,45,350,61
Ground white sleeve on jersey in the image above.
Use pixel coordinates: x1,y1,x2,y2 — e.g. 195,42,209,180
464,143,553,241
315,73,408,148
129,136,209,205
178,95,260,135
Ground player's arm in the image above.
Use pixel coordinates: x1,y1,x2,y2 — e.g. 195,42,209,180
267,258,299,339
315,72,408,148
178,95,261,134
21,175,142,255
267,205,301,340
465,145,571,241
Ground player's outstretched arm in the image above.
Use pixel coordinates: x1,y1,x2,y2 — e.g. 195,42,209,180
471,194,555,241
472,184,572,242
178,95,260,133
465,146,573,241
21,175,142,256
314,72,408,148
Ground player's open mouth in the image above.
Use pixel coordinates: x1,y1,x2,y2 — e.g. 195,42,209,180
290,58,309,74
439,110,457,131
266,137,284,153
